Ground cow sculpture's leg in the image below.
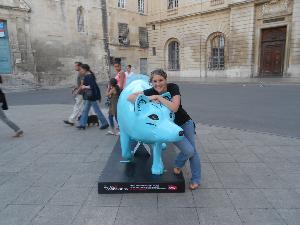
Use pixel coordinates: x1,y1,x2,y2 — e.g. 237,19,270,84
151,143,164,175
120,131,132,161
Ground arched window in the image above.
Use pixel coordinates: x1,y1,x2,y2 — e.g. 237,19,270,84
77,6,84,32
168,41,180,71
208,33,225,70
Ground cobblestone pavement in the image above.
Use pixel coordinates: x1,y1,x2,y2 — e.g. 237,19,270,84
0,105,300,225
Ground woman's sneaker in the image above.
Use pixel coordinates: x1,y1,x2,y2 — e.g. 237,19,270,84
106,128,115,135
13,130,24,138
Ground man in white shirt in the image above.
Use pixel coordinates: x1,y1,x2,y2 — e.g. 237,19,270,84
125,65,134,79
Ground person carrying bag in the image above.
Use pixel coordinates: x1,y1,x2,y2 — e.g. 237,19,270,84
76,64,108,130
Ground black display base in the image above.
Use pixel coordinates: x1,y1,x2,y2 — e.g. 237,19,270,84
98,139,185,194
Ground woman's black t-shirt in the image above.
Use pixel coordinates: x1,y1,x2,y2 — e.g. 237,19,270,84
143,83,191,126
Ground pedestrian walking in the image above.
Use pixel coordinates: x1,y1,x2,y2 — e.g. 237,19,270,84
0,75,23,137
105,78,120,135
63,62,84,126
128,69,201,190
76,64,109,130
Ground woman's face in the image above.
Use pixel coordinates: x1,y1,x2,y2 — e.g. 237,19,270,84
78,67,87,75
151,74,167,94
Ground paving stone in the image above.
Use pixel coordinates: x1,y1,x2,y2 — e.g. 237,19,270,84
33,172,72,188
0,204,42,225
158,191,195,208
71,206,117,225
114,207,158,225
237,209,286,225
13,187,58,205
277,209,300,225
157,208,199,225
199,163,223,188
207,153,236,163
227,189,271,209
193,189,233,208
0,172,16,185
85,186,122,207
213,163,256,188
197,208,243,225
30,205,81,225
49,187,92,206
62,173,98,188
262,189,300,209
121,193,157,208
239,163,286,188
231,151,262,162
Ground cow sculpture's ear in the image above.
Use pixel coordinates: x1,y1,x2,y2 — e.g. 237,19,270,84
135,94,149,113
161,92,172,101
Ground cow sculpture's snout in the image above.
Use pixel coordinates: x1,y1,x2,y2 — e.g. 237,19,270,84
179,131,184,136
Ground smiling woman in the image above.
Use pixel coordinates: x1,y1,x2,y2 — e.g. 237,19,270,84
128,69,201,190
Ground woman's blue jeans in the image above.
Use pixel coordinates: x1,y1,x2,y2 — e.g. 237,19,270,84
108,114,118,128
80,100,108,127
174,119,201,184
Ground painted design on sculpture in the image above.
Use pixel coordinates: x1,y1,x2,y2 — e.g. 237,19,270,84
117,75,184,175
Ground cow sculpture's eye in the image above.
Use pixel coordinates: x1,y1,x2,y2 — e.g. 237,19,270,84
148,114,159,120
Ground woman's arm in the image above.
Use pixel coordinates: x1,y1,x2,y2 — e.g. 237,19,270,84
149,95,180,113
119,71,126,89
127,91,143,103
106,87,115,97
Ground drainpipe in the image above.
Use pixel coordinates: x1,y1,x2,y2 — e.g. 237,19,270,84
101,0,111,79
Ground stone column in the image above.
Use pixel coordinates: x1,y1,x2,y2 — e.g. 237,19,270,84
288,1,300,77
227,2,255,77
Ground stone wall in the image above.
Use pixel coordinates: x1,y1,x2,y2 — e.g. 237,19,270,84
27,0,107,86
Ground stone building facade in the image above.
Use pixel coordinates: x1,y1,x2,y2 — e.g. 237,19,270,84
107,0,149,75
0,0,107,86
1,0,300,88
147,0,300,78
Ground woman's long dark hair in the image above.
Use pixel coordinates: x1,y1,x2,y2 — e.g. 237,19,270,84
109,78,121,96
80,64,95,79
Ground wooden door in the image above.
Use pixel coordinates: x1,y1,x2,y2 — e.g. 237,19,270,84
260,27,286,76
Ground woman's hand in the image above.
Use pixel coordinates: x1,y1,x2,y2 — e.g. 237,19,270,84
150,95,180,113
81,85,90,90
148,95,161,103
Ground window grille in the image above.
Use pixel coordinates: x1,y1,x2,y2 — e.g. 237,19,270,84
118,23,130,45
77,6,84,32
208,34,225,70
138,0,144,13
139,27,148,48
168,41,180,71
211,0,224,6
152,47,156,56
168,0,178,10
118,0,125,8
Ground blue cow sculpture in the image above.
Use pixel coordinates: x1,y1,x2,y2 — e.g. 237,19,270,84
117,75,184,175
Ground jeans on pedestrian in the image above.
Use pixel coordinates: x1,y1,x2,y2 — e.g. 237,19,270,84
108,114,117,128
174,119,201,184
0,107,21,132
79,100,108,127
